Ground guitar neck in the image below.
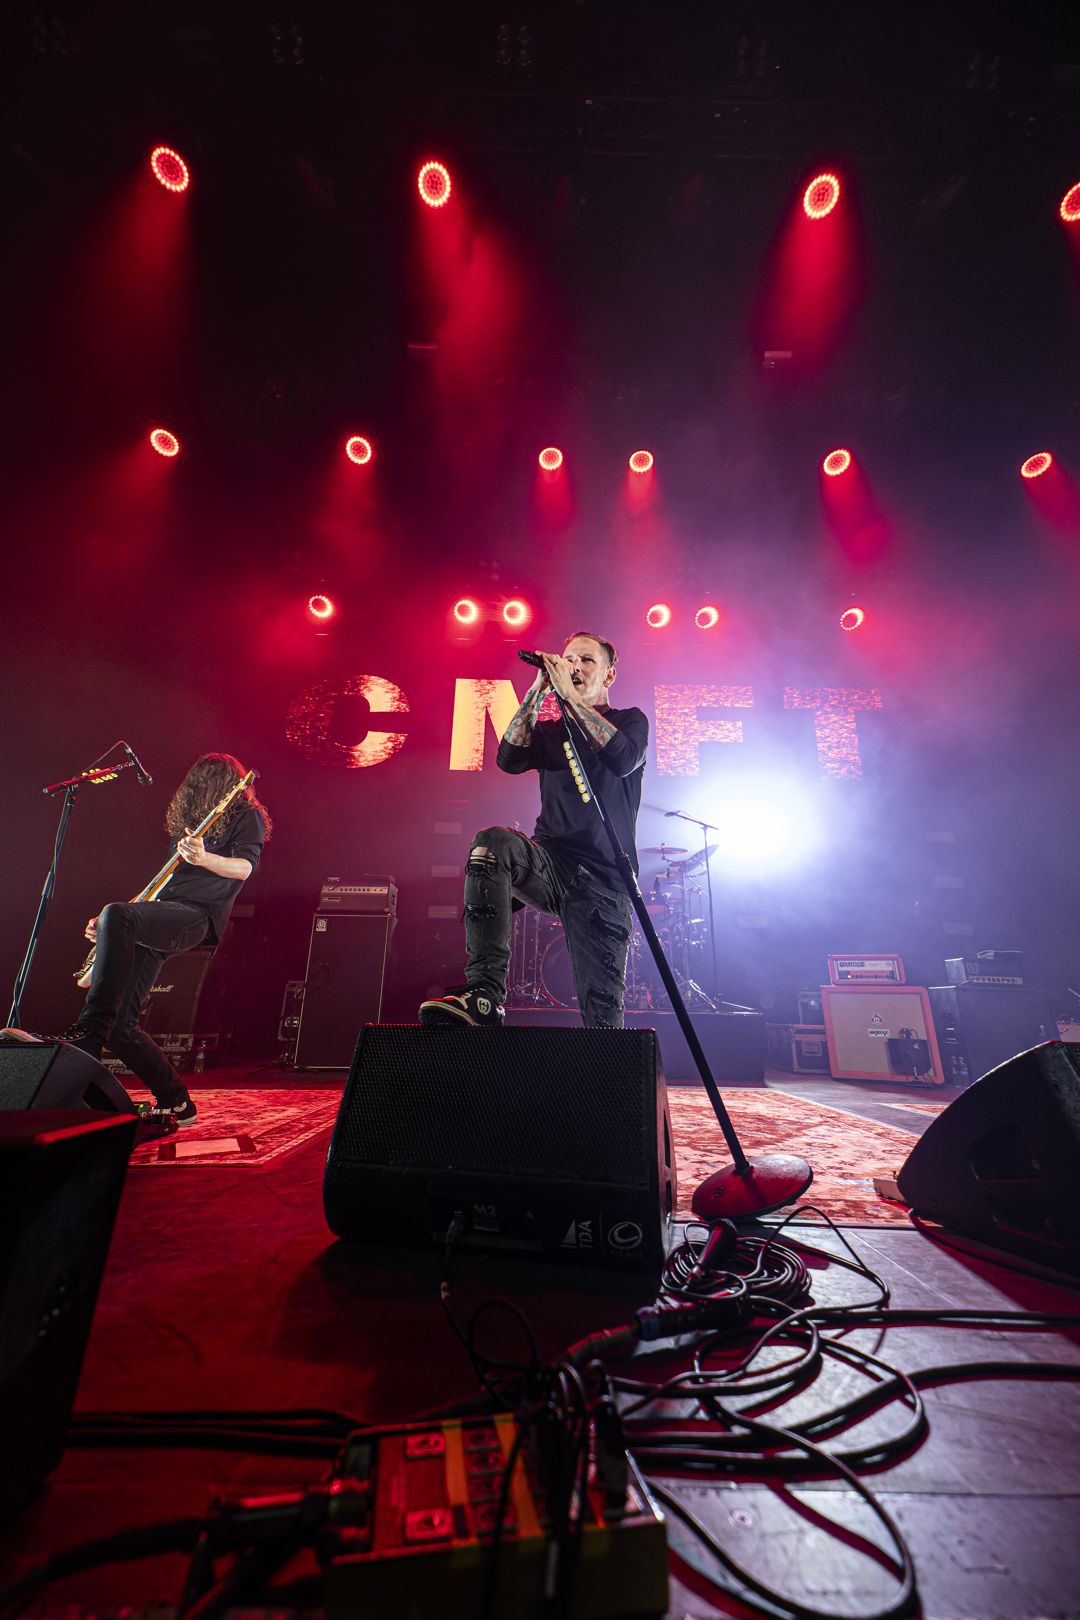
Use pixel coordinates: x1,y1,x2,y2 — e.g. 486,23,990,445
129,772,256,904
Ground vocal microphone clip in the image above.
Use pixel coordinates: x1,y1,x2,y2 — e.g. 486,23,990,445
124,743,154,787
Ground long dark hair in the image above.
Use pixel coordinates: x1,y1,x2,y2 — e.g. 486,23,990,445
165,754,272,842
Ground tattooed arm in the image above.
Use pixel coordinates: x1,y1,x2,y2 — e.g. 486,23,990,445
564,701,620,751
502,674,548,746
497,673,549,774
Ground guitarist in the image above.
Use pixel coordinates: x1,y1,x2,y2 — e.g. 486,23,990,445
64,754,270,1124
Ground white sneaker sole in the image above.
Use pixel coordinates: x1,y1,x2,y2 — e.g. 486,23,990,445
418,1001,480,1027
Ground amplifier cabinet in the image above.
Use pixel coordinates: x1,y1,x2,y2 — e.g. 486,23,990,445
928,985,1057,1088
295,913,396,1070
141,949,216,1035
821,985,946,1086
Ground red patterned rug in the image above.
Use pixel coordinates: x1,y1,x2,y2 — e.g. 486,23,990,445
126,1083,923,1226
127,1087,342,1167
668,1088,921,1226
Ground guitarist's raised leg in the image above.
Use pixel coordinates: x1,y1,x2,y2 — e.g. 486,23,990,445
67,900,210,1120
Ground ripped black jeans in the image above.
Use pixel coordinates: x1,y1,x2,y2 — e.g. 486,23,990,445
463,827,633,1027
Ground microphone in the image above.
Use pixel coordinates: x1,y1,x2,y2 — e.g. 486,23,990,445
664,811,679,817
124,743,153,787
517,649,546,669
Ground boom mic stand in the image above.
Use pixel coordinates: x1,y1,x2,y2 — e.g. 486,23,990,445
5,751,144,1031
531,661,811,1220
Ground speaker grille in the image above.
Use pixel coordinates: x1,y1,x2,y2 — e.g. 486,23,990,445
334,1026,654,1186
0,1049,50,1110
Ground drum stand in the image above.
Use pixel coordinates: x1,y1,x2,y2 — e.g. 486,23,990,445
548,686,812,1219
506,910,559,1006
650,861,718,1010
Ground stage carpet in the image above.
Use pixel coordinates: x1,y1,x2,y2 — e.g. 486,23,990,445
127,1082,924,1226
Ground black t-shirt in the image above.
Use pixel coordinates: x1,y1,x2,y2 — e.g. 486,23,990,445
496,706,649,886
162,806,265,945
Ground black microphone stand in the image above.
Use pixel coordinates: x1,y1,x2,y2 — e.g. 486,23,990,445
548,683,811,1220
5,757,141,1031
664,808,721,1002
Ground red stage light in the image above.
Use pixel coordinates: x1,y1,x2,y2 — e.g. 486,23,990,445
418,161,452,209
345,435,372,465
822,447,852,477
646,603,672,628
803,172,840,220
839,606,865,632
1061,182,1080,224
149,428,180,458
308,594,334,620
150,146,190,194
538,446,564,472
629,450,654,474
453,598,480,625
502,599,531,628
1020,451,1053,480
695,606,720,630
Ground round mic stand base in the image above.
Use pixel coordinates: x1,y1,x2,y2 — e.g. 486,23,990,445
691,1153,814,1221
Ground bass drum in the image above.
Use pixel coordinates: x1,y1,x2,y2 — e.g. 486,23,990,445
540,934,578,1008
539,930,651,1011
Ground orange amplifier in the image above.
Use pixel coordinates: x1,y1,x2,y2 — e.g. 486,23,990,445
827,954,905,985
821,984,946,1085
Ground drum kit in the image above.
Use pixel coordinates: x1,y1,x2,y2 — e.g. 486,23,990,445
506,840,720,1013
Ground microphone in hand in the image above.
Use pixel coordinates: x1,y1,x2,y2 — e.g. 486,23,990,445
517,649,546,669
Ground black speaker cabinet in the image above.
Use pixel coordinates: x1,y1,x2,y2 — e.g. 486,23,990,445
0,1110,136,1522
928,985,1057,1088
142,948,216,1036
295,913,395,1069
0,1041,133,1113
324,1026,676,1284
897,1040,1080,1276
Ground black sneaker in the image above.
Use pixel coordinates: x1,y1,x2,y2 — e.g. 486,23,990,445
418,986,505,1028
134,1102,180,1140
61,1024,106,1061
157,1088,198,1126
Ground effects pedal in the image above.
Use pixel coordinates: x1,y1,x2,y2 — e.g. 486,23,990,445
324,1415,669,1620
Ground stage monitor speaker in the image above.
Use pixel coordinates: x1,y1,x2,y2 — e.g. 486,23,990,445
0,1041,133,1113
897,1040,1080,1276
295,913,395,1069
0,1110,137,1522
324,1026,675,1285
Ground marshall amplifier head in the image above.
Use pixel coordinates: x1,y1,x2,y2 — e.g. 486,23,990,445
945,958,1024,987
319,876,398,915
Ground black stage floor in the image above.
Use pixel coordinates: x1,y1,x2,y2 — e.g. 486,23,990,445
3,1070,1079,1620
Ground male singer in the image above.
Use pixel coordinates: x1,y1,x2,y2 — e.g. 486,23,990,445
419,632,648,1028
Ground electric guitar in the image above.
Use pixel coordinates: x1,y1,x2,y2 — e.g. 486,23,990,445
74,770,256,988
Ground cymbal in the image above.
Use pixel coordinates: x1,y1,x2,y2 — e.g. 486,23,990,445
641,845,688,855
678,842,720,876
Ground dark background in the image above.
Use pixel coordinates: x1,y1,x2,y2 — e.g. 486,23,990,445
3,1,1080,1049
